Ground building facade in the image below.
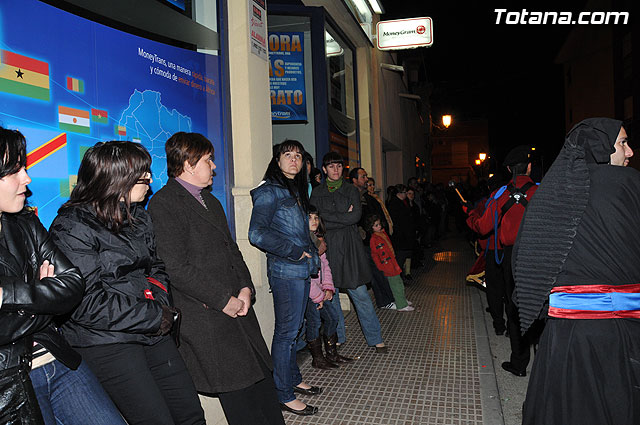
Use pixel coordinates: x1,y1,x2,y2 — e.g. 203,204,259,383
3,1,429,423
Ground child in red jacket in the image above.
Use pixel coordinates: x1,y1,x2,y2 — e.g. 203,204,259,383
365,214,414,312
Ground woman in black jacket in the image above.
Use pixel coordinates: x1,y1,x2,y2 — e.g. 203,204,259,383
49,141,205,425
0,128,123,425
387,184,416,280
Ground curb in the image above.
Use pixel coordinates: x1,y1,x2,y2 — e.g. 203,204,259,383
471,286,505,425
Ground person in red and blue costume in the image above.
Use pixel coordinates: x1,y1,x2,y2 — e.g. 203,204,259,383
514,118,639,425
466,145,538,377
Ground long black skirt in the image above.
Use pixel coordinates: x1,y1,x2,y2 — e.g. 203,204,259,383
523,318,640,425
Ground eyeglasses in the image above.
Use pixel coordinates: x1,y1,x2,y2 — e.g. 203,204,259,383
136,178,151,185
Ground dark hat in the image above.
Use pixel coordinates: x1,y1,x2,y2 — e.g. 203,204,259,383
503,145,531,167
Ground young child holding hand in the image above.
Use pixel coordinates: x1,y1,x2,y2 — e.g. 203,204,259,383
305,206,353,368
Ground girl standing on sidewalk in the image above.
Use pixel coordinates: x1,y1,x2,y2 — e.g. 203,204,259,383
305,206,353,369
365,214,414,312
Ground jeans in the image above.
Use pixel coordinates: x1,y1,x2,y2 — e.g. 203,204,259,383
329,288,347,343
30,360,126,425
269,275,310,403
305,296,339,341
76,337,205,425
346,285,384,346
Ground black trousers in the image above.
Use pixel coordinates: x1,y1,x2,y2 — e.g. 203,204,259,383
502,246,531,372
395,250,412,276
76,336,205,425
364,248,394,307
217,356,285,425
484,249,507,333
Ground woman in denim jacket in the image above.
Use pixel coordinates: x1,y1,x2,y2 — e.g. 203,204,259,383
249,140,321,416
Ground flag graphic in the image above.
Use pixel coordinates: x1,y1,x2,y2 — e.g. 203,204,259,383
132,138,141,143
91,108,108,124
0,50,50,101
59,106,90,134
26,133,67,169
115,125,126,136
66,77,84,93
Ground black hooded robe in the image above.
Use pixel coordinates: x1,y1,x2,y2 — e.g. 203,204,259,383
521,165,640,424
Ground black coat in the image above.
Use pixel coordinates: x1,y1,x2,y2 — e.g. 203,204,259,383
0,211,84,371
387,196,416,251
50,203,170,347
148,178,272,394
310,181,371,289
359,191,389,244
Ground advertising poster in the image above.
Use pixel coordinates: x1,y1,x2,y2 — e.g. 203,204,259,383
0,0,226,227
249,0,268,60
268,31,307,122
166,0,186,11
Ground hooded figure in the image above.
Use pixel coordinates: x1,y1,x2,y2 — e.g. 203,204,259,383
513,118,640,425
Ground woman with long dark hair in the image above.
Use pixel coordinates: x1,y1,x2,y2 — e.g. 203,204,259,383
0,128,125,425
49,141,205,425
249,140,321,416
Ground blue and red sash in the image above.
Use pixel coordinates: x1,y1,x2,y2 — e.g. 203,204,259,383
548,284,640,319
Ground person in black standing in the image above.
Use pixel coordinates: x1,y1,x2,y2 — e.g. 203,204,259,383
466,145,538,377
348,167,395,309
387,184,416,282
149,132,285,425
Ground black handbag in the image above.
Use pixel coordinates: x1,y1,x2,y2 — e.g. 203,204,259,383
0,366,45,425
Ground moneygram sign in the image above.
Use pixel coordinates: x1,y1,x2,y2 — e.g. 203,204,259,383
377,17,433,50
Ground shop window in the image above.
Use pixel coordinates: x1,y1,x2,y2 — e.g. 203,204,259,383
325,27,359,169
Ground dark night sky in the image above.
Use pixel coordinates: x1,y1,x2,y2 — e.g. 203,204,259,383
383,0,590,171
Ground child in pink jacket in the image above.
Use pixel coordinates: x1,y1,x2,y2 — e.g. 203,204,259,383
305,206,353,369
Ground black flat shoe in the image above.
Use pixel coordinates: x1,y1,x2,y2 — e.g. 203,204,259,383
501,361,526,377
375,346,388,354
280,403,318,415
293,385,322,395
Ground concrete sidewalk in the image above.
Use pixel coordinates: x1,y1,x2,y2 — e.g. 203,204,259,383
473,279,533,425
286,233,515,424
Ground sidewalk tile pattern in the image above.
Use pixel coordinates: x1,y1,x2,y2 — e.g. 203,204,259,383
285,237,480,424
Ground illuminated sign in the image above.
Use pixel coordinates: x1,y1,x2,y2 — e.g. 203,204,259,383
376,17,433,50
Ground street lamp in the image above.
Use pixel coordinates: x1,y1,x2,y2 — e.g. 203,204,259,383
442,114,452,128
475,153,488,179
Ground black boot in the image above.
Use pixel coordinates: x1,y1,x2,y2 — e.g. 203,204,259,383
323,334,354,363
308,337,339,369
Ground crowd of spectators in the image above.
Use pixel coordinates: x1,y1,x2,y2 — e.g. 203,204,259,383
1,126,460,423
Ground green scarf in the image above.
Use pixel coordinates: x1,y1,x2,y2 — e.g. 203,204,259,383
326,177,343,193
